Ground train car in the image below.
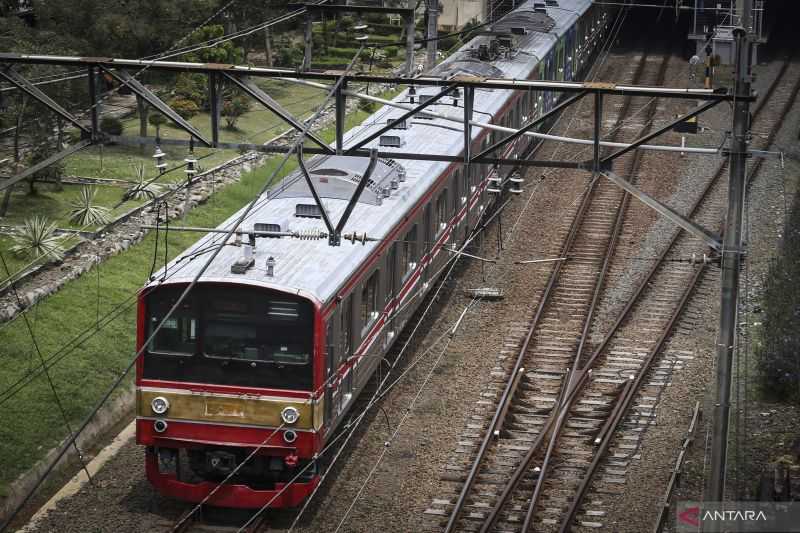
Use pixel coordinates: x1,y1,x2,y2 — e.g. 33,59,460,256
135,0,611,510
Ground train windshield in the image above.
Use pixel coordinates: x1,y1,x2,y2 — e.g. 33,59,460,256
143,285,314,390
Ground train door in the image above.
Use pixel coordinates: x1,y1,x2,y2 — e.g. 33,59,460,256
423,203,433,285
462,165,471,240
324,320,335,431
566,27,575,81
452,169,461,240
386,243,398,347
338,294,353,415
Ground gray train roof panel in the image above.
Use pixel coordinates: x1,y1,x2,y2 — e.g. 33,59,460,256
148,0,594,306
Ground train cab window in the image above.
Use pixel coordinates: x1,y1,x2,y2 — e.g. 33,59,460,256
143,286,314,390
205,296,310,365
361,271,379,334
147,292,197,356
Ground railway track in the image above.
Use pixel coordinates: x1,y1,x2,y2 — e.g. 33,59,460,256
425,46,800,533
166,506,270,533
422,40,678,532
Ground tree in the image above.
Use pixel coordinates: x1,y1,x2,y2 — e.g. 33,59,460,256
23,107,65,195
100,115,124,136
31,0,221,58
172,24,246,110
221,95,250,130
148,113,167,137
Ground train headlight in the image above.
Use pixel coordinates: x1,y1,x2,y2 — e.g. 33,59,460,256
281,406,300,425
151,396,170,415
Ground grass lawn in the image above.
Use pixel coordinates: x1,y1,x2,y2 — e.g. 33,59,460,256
64,144,238,184
0,157,294,494
0,88,398,493
0,182,151,231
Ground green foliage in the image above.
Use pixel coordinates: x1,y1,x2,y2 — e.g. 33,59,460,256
173,73,207,108
358,98,377,113
221,95,251,131
326,47,362,59
126,163,158,201
68,186,111,226
100,115,123,136
275,44,304,68
9,216,65,261
179,24,244,64
25,114,66,191
148,113,167,128
32,0,221,57
757,189,800,403
169,98,200,120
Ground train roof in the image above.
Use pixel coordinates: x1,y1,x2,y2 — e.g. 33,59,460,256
149,0,594,306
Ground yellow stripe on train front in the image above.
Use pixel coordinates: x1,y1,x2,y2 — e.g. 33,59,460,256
138,388,316,430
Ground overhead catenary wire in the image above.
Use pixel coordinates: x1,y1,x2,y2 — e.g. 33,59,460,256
290,6,636,527
0,34,359,524
246,15,629,520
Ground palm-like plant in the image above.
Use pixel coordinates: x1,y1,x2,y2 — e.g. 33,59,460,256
69,186,111,226
10,216,65,261
126,163,157,201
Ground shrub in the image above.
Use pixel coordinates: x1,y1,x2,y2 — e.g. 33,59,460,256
170,98,200,120
358,98,376,113
222,95,251,130
10,216,65,261
126,163,158,201
100,115,124,136
148,113,167,128
174,73,208,108
275,46,304,67
26,139,65,193
68,186,111,226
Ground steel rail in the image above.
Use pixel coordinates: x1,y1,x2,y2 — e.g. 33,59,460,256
446,40,663,533
559,261,706,532
557,57,800,532
481,44,673,533
442,167,600,533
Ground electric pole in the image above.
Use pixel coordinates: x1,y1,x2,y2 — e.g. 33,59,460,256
425,0,439,71
405,0,416,77
302,11,313,71
707,0,752,515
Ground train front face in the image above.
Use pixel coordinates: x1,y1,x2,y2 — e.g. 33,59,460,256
135,282,324,509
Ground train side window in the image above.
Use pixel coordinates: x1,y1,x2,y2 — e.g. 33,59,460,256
401,224,417,280
435,190,448,236
452,170,460,212
360,271,379,335
387,244,397,302
340,295,352,365
461,167,469,203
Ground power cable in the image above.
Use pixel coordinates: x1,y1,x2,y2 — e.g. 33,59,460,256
298,6,635,526
168,43,368,532
0,250,95,487
1,36,364,533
